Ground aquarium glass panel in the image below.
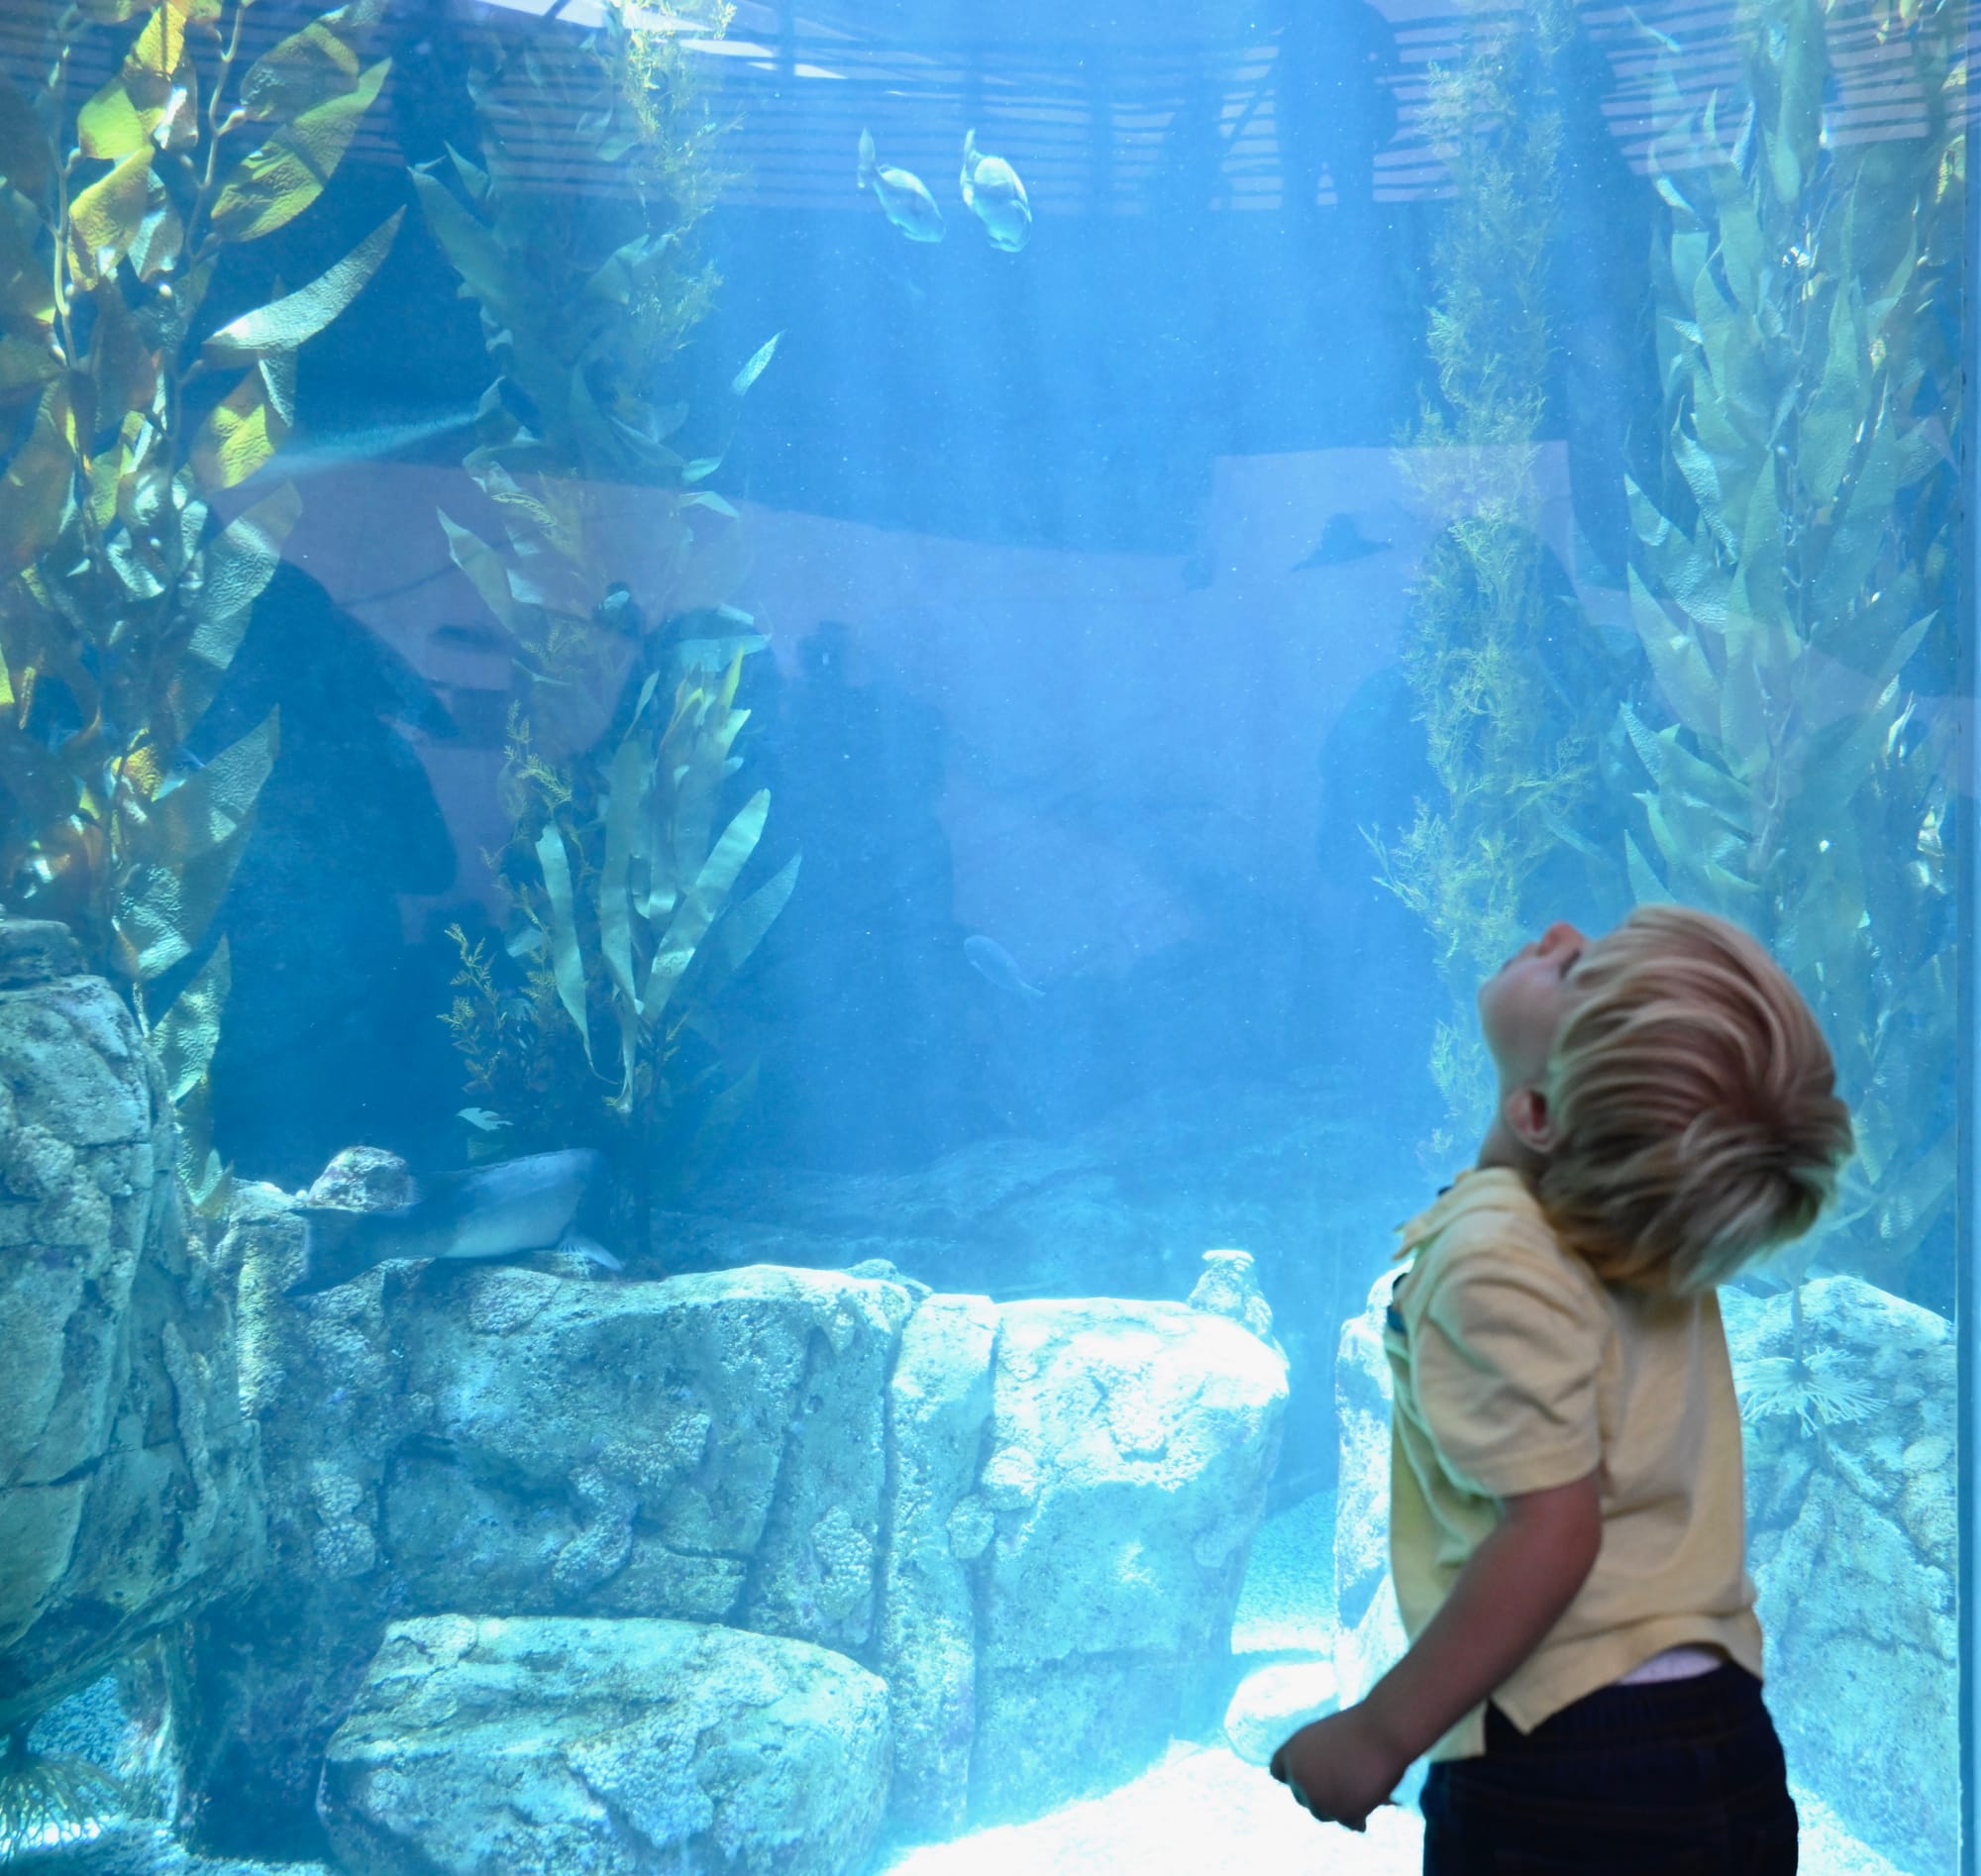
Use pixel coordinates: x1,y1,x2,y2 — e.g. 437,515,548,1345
0,0,1971,1871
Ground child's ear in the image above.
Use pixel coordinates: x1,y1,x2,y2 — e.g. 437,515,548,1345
1504,1085,1561,1154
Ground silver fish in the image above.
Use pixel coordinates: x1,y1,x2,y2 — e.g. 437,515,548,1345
965,933,1044,1000
959,130,1031,252
289,1148,606,1296
859,128,945,243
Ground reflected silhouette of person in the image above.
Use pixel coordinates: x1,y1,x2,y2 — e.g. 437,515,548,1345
182,562,459,1185
1272,0,1400,237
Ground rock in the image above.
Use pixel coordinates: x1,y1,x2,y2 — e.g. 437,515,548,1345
1332,1270,1407,1710
0,918,84,990
301,1148,414,1212
877,1295,996,1835
1223,1658,1339,1766
1723,1277,1956,1876
202,1201,1292,1851
319,1615,890,1876
1188,1247,1282,1354
0,1820,330,1875
968,1299,1289,1823
0,953,263,1736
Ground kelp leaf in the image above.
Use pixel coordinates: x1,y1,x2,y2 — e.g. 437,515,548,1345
79,4,197,159
598,730,646,1008
151,935,230,1102
67,148,154,288
1,380,77,574
730,331,782,397
128,164,185,279
161,479,301,742
119,710,277,979
711,851,797,986
203,207,403,363
237,0,386,121
535,823,595,1067
410,165,508,312
209,58,389,244
190,352,294,489
437,510,519,633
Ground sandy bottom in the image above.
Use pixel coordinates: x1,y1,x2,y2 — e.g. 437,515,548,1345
878,1741,1913,1876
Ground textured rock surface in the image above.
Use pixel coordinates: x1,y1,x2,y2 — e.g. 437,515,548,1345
1724,1278,1956,1876
968,1300,1289,1821
878,1295,998,1836
319,1615,890,1876
0,940,262,1734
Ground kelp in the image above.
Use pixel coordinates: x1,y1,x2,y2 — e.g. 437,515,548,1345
1623,0,1963,1293
0,0,398,1205
1372,0,1620,1157
430,0,792,1188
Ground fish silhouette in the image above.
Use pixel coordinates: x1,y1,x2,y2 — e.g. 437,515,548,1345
960,130,1031,252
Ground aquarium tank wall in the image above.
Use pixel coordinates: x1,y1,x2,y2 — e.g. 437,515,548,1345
0,0,1973,1870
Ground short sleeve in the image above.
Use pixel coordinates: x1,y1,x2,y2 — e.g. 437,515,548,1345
1409,1249,1605,1500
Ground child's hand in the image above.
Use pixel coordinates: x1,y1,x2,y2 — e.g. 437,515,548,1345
1268,1707,1408,1832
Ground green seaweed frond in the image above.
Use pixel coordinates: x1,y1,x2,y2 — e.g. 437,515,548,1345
0,1730,124,1859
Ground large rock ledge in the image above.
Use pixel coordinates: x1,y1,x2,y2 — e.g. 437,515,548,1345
0,925,263,1737
320,1615,891,1876
191,1179,1290,1853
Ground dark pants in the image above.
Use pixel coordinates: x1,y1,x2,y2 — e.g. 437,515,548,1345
1419,1663,1798,1874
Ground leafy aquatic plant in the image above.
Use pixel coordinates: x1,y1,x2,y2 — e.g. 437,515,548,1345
0,0,400,1201
1372,0,1620,1154
426,2,794,1184
1621,0,1963,1292
0,1729,122,1858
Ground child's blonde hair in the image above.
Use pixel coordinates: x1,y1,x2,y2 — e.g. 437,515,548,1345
1536,903,1854,1297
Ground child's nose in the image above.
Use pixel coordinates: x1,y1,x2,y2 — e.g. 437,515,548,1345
1538,921,1585,955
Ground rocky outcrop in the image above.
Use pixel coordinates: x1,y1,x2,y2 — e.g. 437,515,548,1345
1723,1278,1956,1876
0,921,262,1737
967,1299,1289,1820
200,1190,1290,1847
319,1615,891,1876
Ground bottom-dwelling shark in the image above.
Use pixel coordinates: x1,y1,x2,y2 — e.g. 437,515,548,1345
288,1148,619,1296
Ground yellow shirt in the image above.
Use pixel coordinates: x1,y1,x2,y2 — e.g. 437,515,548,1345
1385,1167,1764,1761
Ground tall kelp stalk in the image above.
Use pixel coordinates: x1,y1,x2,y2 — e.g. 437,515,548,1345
1623,0,1963,1294
1373,0,1618,1161
426,0,794,1208
0,0,399,1204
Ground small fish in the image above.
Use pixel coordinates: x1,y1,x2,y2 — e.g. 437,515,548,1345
965,933,1044,1000
288,1148,605,1296
959,129,1031,252
458,1106,512,1132
859,128,945,243
1292,513,1393,571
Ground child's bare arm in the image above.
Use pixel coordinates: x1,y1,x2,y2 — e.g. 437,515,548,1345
1271,1468,1602,1830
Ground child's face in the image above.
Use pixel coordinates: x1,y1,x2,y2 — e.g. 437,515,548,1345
1478,921,1589,1091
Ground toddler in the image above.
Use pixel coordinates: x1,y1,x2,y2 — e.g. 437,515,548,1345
1271,903,1853,1873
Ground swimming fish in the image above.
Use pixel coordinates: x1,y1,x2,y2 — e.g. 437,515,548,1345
1292,512,1393,571
959,129,1031,252
288,1148,607,1296
965,933,1044,1000
859,129,945,242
